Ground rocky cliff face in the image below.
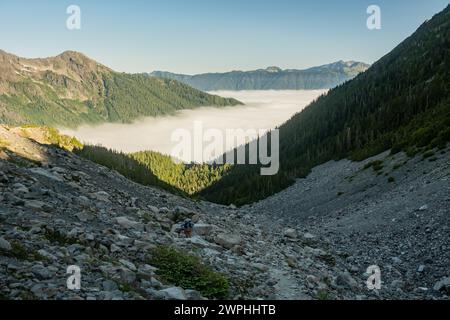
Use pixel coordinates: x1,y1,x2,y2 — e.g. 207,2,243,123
0,126,448,300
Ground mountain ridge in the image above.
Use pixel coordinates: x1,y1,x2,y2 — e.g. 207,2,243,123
150,61,370,91
0,50,242,128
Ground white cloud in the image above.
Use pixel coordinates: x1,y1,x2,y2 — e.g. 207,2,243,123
61,90,326,162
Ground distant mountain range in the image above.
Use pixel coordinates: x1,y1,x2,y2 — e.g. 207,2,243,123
150,61,370,91
0,50,241,128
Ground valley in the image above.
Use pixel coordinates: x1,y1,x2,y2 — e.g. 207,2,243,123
0,126,448,300
0,3,449,303
61,90,326,162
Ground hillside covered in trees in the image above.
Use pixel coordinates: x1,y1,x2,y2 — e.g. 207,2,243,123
197,5,450,205
75,145,231,197
0,51,241,128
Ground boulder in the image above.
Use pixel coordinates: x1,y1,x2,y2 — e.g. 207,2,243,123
193,223,214,236
116,216,141,230
13,183,29,194
303,232,316,240
159,287,187,300
102,280,119,291
31,264,54,280
24,200,47,211
0,237,12,251
120,269,136,284
119,259,137,271
93,191,111,202
336,272,359,290
215,233,241,249
171,206,197,222
29,167,63,182
185,289,203,300
283,228,298,239
433,276,450,294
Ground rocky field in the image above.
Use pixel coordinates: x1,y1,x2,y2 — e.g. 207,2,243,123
0,125,448,300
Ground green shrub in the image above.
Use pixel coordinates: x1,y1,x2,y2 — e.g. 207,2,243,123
149,246,229,299
364,160,384,172
0,241,46,261
422,150,436,159
44,229,78,246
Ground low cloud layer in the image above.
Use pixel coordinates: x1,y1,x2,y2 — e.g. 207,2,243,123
61,90,326,162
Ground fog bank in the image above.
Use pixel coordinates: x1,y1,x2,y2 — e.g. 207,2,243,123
61,90,326,162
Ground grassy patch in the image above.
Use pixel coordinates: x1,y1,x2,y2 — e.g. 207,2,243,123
363,160,384,172
44,229,78,246
318,253,336,267
0,241,46,262
149,246,229,299
422,150,436,159
316,289,330,300
392,162,404,170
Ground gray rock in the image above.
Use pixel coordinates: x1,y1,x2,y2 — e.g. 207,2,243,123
37,249,57,261
120,269,136,284
31,264,54,280
116,216,141,230
253,263,269,272
13,183,29,194
24,200,47,211
119,259,137,271
433,276,450,293
185,289,203,300
110,243,121,253
303,232,316,240
391,257,402,265
159,287,187,300
283,228,298,239
336,272,359,290
150,277,164,289
30,284,47,298
193,223,214,236
102,280,119,291
29,167,63,182
103,290,124,300
215,233,242,249
0,237,12,251
93,191,111,202
147,205,159,214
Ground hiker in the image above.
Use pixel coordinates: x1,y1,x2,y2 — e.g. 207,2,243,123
180,219,194,238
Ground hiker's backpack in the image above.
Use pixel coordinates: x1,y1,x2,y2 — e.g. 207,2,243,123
184,220,194,229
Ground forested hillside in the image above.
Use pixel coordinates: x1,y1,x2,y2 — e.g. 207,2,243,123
198,6,450,205
150,61,369,91
75,145,231,197
0,51,241,128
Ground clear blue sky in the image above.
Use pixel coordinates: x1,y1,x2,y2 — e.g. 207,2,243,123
0,0,448,74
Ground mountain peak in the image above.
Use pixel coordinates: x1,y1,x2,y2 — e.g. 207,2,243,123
265,66,282,73
56,50,94,63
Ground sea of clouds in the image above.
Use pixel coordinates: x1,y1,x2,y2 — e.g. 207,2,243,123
61,90,326,162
